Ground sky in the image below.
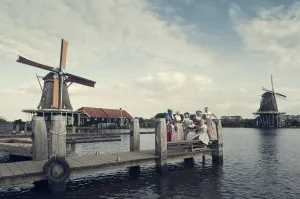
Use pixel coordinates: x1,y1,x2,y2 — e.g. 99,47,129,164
1,0,300,121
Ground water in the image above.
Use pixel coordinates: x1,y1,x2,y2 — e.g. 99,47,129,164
0,128,300,199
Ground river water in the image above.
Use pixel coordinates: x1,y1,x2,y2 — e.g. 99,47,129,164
0,128,299,199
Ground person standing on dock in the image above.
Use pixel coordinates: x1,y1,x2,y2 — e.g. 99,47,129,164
183,112,193,140
166,109,175,142
174,111,184,141
203,107,217,141
194,110,202,131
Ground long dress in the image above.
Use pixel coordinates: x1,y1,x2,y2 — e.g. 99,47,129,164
183,118,193,140
174,115,184,141
206,118,217,140
198,123,210,145
167,122,175,142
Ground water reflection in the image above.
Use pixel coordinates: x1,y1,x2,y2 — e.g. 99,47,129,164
255,128,281,198
0,160,223,199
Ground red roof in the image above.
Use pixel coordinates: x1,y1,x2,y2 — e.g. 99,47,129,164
78,107,133,119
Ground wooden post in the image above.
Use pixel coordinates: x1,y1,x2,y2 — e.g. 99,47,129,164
212,120,223,164
32,116,48,161
24,123,28,134
72,126,76,134
130,119,140,151
49,115,67,158
16,124,20,133
155,118,167,172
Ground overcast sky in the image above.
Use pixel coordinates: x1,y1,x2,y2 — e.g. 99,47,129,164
0,0,300,121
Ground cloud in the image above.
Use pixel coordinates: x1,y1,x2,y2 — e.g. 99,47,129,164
136,71,212,93
231,2,300,70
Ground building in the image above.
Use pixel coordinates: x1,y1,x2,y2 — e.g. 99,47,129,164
75,107,133,127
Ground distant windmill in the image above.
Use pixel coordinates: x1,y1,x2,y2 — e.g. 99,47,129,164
16,39,96,125
253,75,286,128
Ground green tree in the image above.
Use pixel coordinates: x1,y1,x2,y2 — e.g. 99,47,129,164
0,117,7,124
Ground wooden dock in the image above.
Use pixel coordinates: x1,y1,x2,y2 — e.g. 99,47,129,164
0,148,214,187
0,117,223,192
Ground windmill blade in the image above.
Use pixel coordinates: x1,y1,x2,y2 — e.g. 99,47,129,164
59,39,68,71
262,87,273,93
275,92,287,98
52,77,59,108
17,56,55,71
65,73,96,87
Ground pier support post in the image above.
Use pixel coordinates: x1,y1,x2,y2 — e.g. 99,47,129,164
49,115,67,158
130,118,140,152
129,118,140,174
212,120,223,164
155,118,167,172
32,116,48,161
47,115,68,193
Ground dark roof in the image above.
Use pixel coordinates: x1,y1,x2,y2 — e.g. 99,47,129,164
78,107,108,118
78,107,133,119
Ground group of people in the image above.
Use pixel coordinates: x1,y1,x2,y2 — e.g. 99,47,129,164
165,107,218,146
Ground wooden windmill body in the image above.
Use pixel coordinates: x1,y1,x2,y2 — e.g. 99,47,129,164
17,39,96,126
253,75,286,128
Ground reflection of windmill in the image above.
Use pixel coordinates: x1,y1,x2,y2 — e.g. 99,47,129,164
17,39,96,126
253,75,286,128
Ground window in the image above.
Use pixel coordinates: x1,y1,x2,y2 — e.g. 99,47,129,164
87,118,90,121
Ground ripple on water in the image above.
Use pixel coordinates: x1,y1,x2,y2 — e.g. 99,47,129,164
0,129,300,199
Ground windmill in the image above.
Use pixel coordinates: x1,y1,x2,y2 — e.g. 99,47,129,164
17,39,96,125
253,75,286,128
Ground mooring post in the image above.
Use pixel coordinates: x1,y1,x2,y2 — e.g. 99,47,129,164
130,118,140,151
48,115,68,192
32,116,49,161
155,118,167,172
212,120,223,164
49,115,67,158
128,118,141,175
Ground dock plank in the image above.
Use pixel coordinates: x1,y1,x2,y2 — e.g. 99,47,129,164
15,161,40,175
0,164,14,178
6,163,25,176
67,157,89,169
0,148,218,187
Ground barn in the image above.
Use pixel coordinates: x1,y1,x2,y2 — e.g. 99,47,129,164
75,107,133,127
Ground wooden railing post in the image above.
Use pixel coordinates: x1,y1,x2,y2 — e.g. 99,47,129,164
155,118,167,172
49,115,67,158
32,116,48,161
24,123,28,134
130,118,140,151
212,120,223,164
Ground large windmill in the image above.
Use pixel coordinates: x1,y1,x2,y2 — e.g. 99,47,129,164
17,39,96,126
253,75,286,128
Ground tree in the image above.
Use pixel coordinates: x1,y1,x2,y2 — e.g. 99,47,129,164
0,117,7,124
155,113,166,119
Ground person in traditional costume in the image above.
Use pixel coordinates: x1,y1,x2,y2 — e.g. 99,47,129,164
194,110,203,132
198,115,210,145
165,109,175,142
183,112,194,140
203,107,218,141
174,111,184,141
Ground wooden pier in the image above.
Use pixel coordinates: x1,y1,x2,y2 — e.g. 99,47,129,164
0,117,223,192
